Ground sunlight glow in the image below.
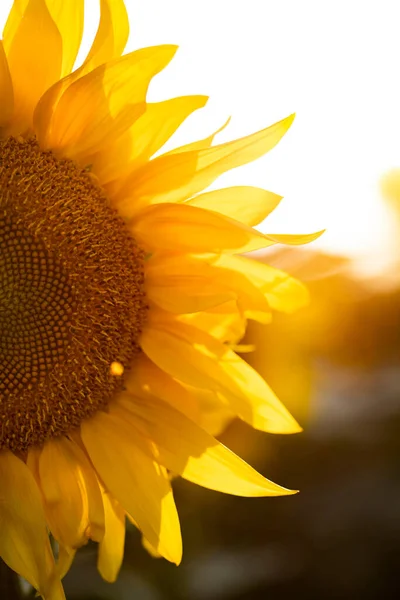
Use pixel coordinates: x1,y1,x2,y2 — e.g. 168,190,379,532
123,0,399,273
1,0,398,275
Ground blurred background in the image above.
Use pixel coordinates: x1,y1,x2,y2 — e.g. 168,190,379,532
59,241,400,600
2,0,400,598
58,199,400,600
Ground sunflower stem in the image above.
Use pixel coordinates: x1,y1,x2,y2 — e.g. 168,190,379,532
0,560,25,599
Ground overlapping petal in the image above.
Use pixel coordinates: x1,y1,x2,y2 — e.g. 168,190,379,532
132,202,322,254
35,45,177,161
126,355,201,422
4,0,62,135
115,114,295,216
81,411,182,564
0,41,14,128
115,395,296,496
46,0,84,76
216,254,310,313
4,0,84,78
93,95,208,191
83,0,130,73
29,437,105,549
98,489,126,583
127,355,235,436
186,186,282,226
141,311,301,434
179,300,248,344
145,253,272,321
163,116,231,155
0,451,64,599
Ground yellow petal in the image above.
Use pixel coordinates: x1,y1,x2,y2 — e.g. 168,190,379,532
141,312,301,434
4,0,83,76
216,254,310,313
98,489,125,583
263,231,325,246
130,203,273,252
145,254,236,314
0,451,65,600
126,354,201,422
186,186,282,226
132,96,209,163
116,114,294,215
131,202,321,254
180,300,248,344
56,546,76,580
0,41,14,128
37,437,104,549
163,116,231,155
129,357,234,435
81,411,182,564
141,535,162,559
95,95,208,192
32,0,132,140
4,0,62,135
38,440,86,548
183,385,235,437
36,45,177,162
145,253,271,321
83,0,129,73
126,506,163,559
117,396,296,497
2,1,29,53
6,1,84,78
45,0,84,76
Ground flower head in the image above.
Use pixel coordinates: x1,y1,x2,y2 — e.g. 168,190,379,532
0,1,321,597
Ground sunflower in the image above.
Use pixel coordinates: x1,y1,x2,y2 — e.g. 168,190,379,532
0,1,321,598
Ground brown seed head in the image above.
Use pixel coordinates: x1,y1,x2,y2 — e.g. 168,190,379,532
0,137,147,451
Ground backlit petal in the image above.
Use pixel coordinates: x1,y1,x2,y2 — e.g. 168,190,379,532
117,396,296,497
130,203,274,252
95,95,208,192
216,254,310,313
0,451,64,600
163,116,231,155
116,114,294,215
37,437,104,549
83,0,129,72
145,253,271,320
2,1,29,53
145,254,236,314
141,312,301,434
56,546,76,580
141,535,162,558
186,186,282,226
45,0,84,76
180,300,248,343
132,203,321,254
81,411,182,564
98,489,125,583
36,46,177,161
4,0,62,135
182,385,235,437
126,354,201,422
0,41,14,128
32,0,134,141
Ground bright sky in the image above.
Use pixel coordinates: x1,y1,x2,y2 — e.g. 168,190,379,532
1,0,400,273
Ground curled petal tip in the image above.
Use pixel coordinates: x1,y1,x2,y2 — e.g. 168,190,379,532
284,113,296,127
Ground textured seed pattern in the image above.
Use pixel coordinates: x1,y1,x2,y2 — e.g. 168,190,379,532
0,137,147,451
0,220,72,392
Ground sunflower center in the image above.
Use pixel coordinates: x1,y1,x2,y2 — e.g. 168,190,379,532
0,137,147,452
